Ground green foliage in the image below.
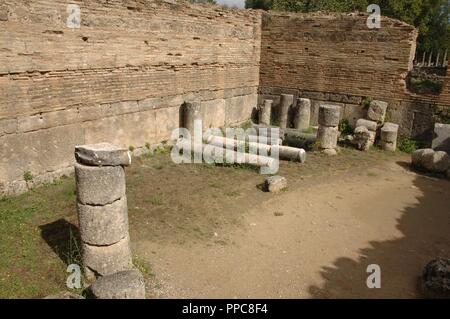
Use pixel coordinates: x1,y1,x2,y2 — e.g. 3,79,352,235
254,0,449,52
339,119,353,135
23,171,33,182
129,145,135,152
361,97,373,109
409,77,443,94
398,138,418,154
245,0,273,10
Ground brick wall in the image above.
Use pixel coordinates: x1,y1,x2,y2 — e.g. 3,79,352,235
0,0,262,194
258,11,450,140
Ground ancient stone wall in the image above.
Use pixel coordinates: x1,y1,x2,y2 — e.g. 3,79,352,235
0,0,262,194
258,12,449,140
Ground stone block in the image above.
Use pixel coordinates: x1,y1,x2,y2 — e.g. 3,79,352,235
353,126,372,151
411,149,434,169
75,143,131,167
82,236,132,279
75,163,126,205
77,197,129,246
89,269,145,299
432,123,450,154
356,118,377,132
318,105,340,127
343,104,366,129
265,176,287,193
367,100,388,123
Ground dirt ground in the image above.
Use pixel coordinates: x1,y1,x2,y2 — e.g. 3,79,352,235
127,148,450,299
1,147,449,298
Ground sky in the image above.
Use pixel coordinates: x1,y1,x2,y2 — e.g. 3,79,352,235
216,0,245,9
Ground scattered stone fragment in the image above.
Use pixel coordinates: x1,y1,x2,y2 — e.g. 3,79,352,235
432,123,450,154
422,150,450,173
355,118,377,132
353,126,372,151
265,176,287,193
411,148,434,169
89,269,146,299
75,143,131,166
421,258,450,299
367,100,388,123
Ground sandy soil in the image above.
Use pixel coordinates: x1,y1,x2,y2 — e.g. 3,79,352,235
128,150,450,299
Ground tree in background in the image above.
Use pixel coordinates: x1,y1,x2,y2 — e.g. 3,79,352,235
245,0,273,10
246,0,449,52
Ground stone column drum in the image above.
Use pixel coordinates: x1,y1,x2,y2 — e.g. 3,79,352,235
74,143,133,280
293,98,311,131
380,122,399,151
279,94,294,129
317,105,340,154
259,99,273,126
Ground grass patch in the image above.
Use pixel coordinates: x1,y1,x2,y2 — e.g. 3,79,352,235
398,139,418,154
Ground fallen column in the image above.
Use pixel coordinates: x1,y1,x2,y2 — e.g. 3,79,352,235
279,94,294,129
74,143,133,281
293,98,311,131
259,99,273,126
317,105,341,155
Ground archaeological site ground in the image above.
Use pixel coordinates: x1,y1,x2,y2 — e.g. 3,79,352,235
0,0,449,302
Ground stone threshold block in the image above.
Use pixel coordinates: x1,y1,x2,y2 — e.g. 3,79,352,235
77,197,129,246
89,269,146,299
82,235,133,280
75,143,131,167
75,163,126,205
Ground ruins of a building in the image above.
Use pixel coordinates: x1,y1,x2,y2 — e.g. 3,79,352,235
1,0,449,194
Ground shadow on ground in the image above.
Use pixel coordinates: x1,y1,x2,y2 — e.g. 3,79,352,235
308,161,450,298
39,219,81,266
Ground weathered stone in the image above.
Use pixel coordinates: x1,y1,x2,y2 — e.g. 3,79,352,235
279,94,294,129
356,118,377,132
75,163,126,205
381,122,399,151
293,98,311,131
411,149,434,169
317,125,339,149
265,176,287,193
421,149,436,171
182,102,202,133
259,100,272,126
75,143,131,167
271,145,306,163
89,269,146,299
77,197,129,246
367,100,388,123
318,105,340,127
432,151,450,173
322,148,337,156
353,126,372,151
82,236,132,279
421,258,450,299
432,123,450,154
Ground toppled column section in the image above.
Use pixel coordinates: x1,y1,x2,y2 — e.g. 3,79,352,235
293,98,311,131
259,99,273,126
75,143,133,280
380,122,399,151
279,94,294,129
317,105,341,155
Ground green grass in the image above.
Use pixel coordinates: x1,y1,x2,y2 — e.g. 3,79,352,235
398,139,418,154
0,177,78,298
